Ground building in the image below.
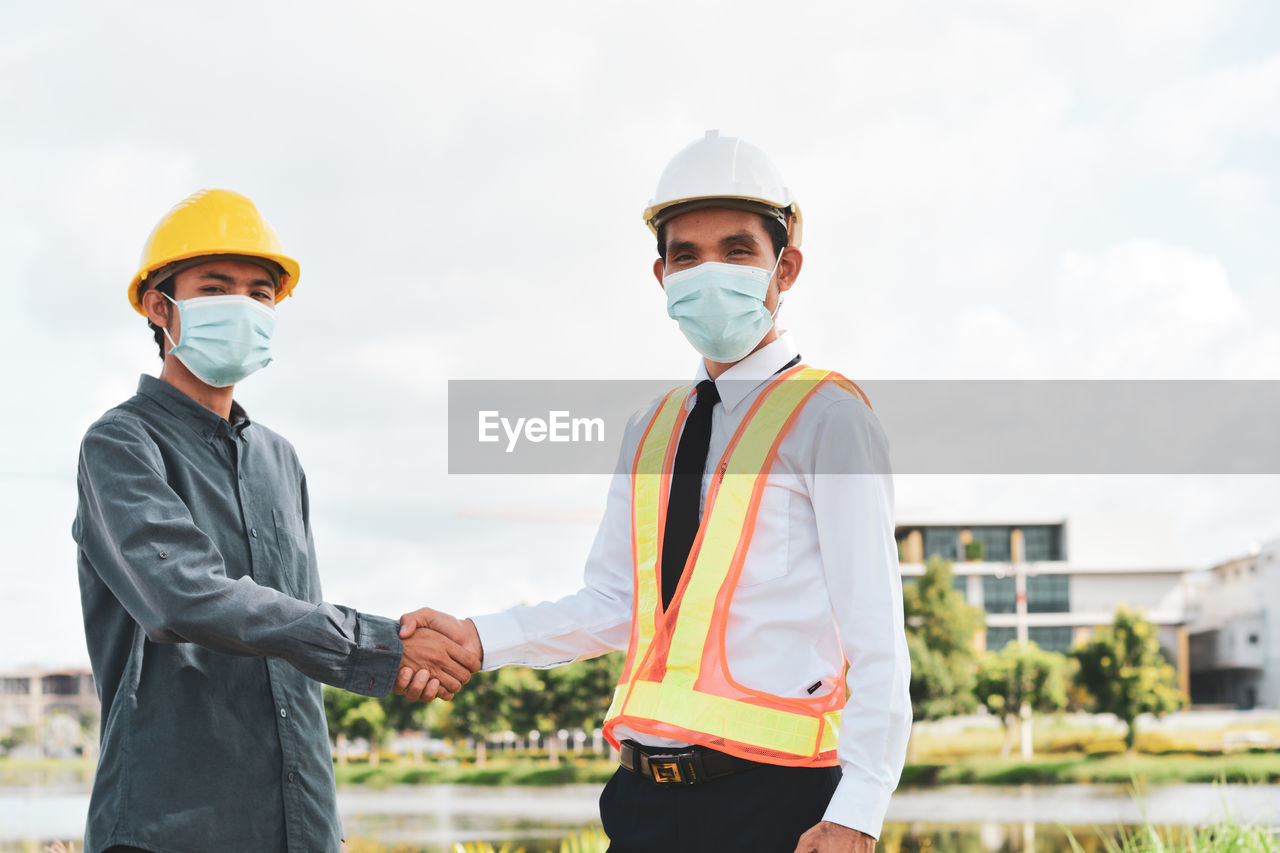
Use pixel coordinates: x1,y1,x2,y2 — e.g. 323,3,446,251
0,667,99,737
1186,538,1280,709
896,513,1194,695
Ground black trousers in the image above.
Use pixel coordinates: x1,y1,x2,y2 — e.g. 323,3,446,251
599,761,841,853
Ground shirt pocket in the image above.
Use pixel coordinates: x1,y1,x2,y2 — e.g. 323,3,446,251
733,478,793,589
271,507,308,597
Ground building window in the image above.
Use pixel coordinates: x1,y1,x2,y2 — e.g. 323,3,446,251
922,527,959,562
986,627,1016,650
1021,525,1064,561
1027,575,1070,613
1029,627,1073,653
985,626,1073,654
953,576,967,596
983,576,1016,614
1,677,31,696
41,675,78,696
969,527,1011,563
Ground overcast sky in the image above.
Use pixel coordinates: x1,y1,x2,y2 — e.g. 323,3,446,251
2,1,1278,669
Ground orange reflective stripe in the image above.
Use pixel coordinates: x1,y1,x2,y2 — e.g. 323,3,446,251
830,374,871,409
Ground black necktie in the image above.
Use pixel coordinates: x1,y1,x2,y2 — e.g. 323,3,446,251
661,379,720,609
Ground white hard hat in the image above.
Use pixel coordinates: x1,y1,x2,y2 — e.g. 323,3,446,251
644,129,803,247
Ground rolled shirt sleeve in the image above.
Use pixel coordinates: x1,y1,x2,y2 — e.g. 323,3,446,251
75,414,403,697
470,409,643,669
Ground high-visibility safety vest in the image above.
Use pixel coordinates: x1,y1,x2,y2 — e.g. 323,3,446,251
603,365,872,767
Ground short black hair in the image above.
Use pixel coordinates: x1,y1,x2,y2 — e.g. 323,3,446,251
656,213,788,261
146,277,176,360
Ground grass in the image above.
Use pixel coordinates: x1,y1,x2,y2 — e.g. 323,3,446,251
909,719,1280,763
0,756,96,787
899,752,1280,787
328,750,1280,790
7,717,1279,792
330,757,617,789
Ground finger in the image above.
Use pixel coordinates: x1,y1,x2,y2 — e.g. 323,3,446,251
405,668,433,702
399,615,419,639
452,631,483,673
393,666,414,695
439,638,477,683
435,668,463,695
420,678,442,703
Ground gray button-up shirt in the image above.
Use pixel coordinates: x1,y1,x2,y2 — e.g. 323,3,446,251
73,375,404,853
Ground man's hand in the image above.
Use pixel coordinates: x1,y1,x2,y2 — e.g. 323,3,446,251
394,607,483,702
793,821,875,853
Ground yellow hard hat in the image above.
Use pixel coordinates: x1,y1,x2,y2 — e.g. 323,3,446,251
128,188,301,315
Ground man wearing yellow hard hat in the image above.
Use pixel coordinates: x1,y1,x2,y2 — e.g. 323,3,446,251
73,189,478,852
400,132,912,852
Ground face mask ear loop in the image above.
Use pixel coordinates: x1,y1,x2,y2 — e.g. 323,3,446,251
160,291,180,350
767,245,788,324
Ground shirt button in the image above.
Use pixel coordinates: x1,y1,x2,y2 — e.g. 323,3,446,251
251,528,259,538
280,707,287,718
288,771,296,782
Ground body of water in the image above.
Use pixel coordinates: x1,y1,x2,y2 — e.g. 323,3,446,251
3,783,1278,852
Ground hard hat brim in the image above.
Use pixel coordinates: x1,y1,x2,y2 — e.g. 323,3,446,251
128,250,301,316
645,197,804,249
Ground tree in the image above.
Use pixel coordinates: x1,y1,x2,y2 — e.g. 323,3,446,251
42,711,83,758
441,668,510,766
323,688,388,765
902,557,984,721
533,652,625,766
341,698,388,766
976,641,1071,755
380,691,434,764
0,724,35,756
500,667,551,758
1071,606,1186,752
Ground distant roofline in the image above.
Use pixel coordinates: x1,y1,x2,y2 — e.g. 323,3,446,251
899,561,1193,575
895,519,1067,529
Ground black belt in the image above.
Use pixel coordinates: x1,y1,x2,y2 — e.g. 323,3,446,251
619,740,760,786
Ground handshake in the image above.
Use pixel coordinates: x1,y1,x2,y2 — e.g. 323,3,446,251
392,606,484,703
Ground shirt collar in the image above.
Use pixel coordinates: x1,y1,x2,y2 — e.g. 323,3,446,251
693,331,801,414
136,375,252,442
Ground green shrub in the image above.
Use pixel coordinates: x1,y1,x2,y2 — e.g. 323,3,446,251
456,768,511,786
1085,739,1127,758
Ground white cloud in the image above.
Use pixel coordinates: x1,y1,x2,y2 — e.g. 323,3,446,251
3,1,1280,667
1194,169,1270,220
1048,240,1274,378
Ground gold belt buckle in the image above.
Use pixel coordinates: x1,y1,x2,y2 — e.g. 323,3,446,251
650,758,683,784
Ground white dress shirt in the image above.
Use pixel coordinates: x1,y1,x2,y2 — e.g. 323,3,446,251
470,332,912,839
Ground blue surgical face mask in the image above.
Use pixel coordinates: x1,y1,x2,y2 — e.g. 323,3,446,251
162,293,275,388
663,249,784,363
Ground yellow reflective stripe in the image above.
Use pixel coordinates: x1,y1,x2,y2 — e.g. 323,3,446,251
821,709,841,752
605,683,627,722
625,680,821,757
631,388,689,660
665,369,832,679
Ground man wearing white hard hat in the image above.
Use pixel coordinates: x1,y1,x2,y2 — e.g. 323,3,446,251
400,132,911,852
